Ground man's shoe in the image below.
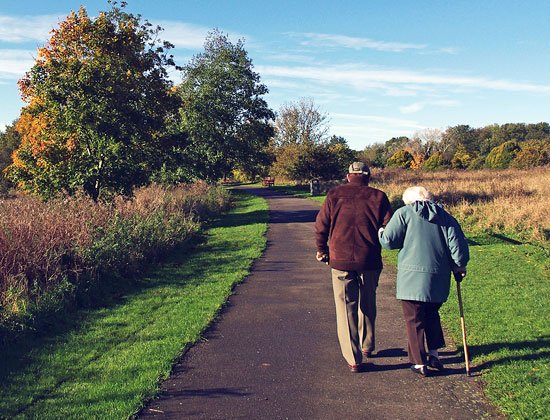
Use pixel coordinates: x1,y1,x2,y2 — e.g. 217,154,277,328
427,355,445,371
362,350,372,358
410,365,429,377
348,363,364,373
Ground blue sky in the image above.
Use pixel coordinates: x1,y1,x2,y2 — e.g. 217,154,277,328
1,0,550,150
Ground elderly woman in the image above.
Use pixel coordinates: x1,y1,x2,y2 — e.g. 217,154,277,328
379,186,469,376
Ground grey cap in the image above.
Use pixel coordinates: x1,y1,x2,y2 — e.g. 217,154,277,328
348,161,370,175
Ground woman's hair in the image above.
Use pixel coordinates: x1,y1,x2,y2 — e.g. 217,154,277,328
402,186,433,205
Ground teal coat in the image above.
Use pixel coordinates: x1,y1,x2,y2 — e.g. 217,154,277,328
379,201,469,303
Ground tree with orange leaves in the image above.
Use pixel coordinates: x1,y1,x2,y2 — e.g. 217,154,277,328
6,1,180,200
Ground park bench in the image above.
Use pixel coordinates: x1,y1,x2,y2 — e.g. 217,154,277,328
262,176,275,187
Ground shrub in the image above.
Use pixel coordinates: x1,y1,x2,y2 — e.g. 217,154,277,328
485,141,521,169
422,152,448,171
0,182,230,334
510,140,550,168
387,149,413,168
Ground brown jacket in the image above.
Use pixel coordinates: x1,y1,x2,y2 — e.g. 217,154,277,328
315,176,393,271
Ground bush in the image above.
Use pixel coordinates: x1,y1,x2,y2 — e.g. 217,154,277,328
485,141,521,169
422,152,448,171
387,149,414,168
510,140,550,168
0,182,230,334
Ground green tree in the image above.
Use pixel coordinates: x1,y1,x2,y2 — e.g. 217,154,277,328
422,152,447,171
0,121,21,195
386,149,413,168
450,143,473,169
441,125,478,159
271,98,333,181
510,140,550,168
359,143,386,167
327,135,356,177
485,141,521,169
177,29,275,182
6,3,179,200
274,98,329,147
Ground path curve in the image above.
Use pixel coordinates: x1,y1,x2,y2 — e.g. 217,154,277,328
139,187,501,419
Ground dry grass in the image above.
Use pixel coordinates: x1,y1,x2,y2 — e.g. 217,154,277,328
0,182,230,323
370,167,550,242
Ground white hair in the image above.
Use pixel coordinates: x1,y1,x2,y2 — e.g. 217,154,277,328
402,186,433,205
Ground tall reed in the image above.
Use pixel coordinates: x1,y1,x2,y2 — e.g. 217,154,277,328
370,167,549,242
0,181,231,329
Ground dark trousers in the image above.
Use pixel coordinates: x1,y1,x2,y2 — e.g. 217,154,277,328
401,300,445,365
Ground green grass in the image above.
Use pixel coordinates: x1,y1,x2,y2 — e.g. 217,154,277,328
439,241,549,419
0,190,268,419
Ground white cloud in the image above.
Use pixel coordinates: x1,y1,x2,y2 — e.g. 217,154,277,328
0,49,35,80
0,14,61,42
289,32,427,52
155,20,248,51
332,113,426,130
399,99,459,114
256,64,550,95
154,21,211,50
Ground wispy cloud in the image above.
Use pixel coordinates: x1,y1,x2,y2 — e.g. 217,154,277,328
399,99,459,114
155,20,248,51
0,14,61,42
289,32,427,52
154,21,212,50
0,49,35,80
332,113,426,130
256,64,550,94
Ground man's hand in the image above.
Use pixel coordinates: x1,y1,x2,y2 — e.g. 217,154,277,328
316,251,329,264
453,267,467,282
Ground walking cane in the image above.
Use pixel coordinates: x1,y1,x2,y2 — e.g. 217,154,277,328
454,272,471,376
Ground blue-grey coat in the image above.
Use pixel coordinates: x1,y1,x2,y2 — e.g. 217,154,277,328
379,201,469,303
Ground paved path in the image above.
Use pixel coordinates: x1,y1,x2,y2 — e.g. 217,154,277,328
139,187,501,419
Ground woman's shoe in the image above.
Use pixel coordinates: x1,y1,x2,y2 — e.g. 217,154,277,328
410,365,429,376
427,355,445,371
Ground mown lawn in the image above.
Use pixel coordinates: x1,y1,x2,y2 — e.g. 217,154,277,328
0,190,268,419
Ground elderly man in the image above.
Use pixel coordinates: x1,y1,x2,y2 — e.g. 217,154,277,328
315,162,393,372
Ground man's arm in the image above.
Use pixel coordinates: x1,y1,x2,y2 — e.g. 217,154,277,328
315,197,331,254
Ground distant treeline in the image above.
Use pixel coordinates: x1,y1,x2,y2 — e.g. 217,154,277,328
359,122,550,170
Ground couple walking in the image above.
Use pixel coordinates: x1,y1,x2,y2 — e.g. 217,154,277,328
315,162,469,376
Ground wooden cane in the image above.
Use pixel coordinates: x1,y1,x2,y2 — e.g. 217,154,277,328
455,278,471,376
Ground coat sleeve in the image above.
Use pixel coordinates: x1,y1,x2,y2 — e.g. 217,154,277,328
446,217,470,269
315,195,331,253
379,208,407,250
381,193,393,226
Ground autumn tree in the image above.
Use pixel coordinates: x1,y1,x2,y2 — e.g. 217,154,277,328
177,30,274,182
271,98,341,181
0,121,21,195
510,140,550,168
6,2,179,200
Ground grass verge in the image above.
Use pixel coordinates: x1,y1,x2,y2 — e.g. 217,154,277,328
0,190,268,419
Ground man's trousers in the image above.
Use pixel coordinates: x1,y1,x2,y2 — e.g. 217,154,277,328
401,300,445,365
331,269,381,366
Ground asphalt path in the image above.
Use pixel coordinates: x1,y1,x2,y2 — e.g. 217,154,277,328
139,187,502,419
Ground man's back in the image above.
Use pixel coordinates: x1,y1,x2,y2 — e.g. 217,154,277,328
315,177,392,271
